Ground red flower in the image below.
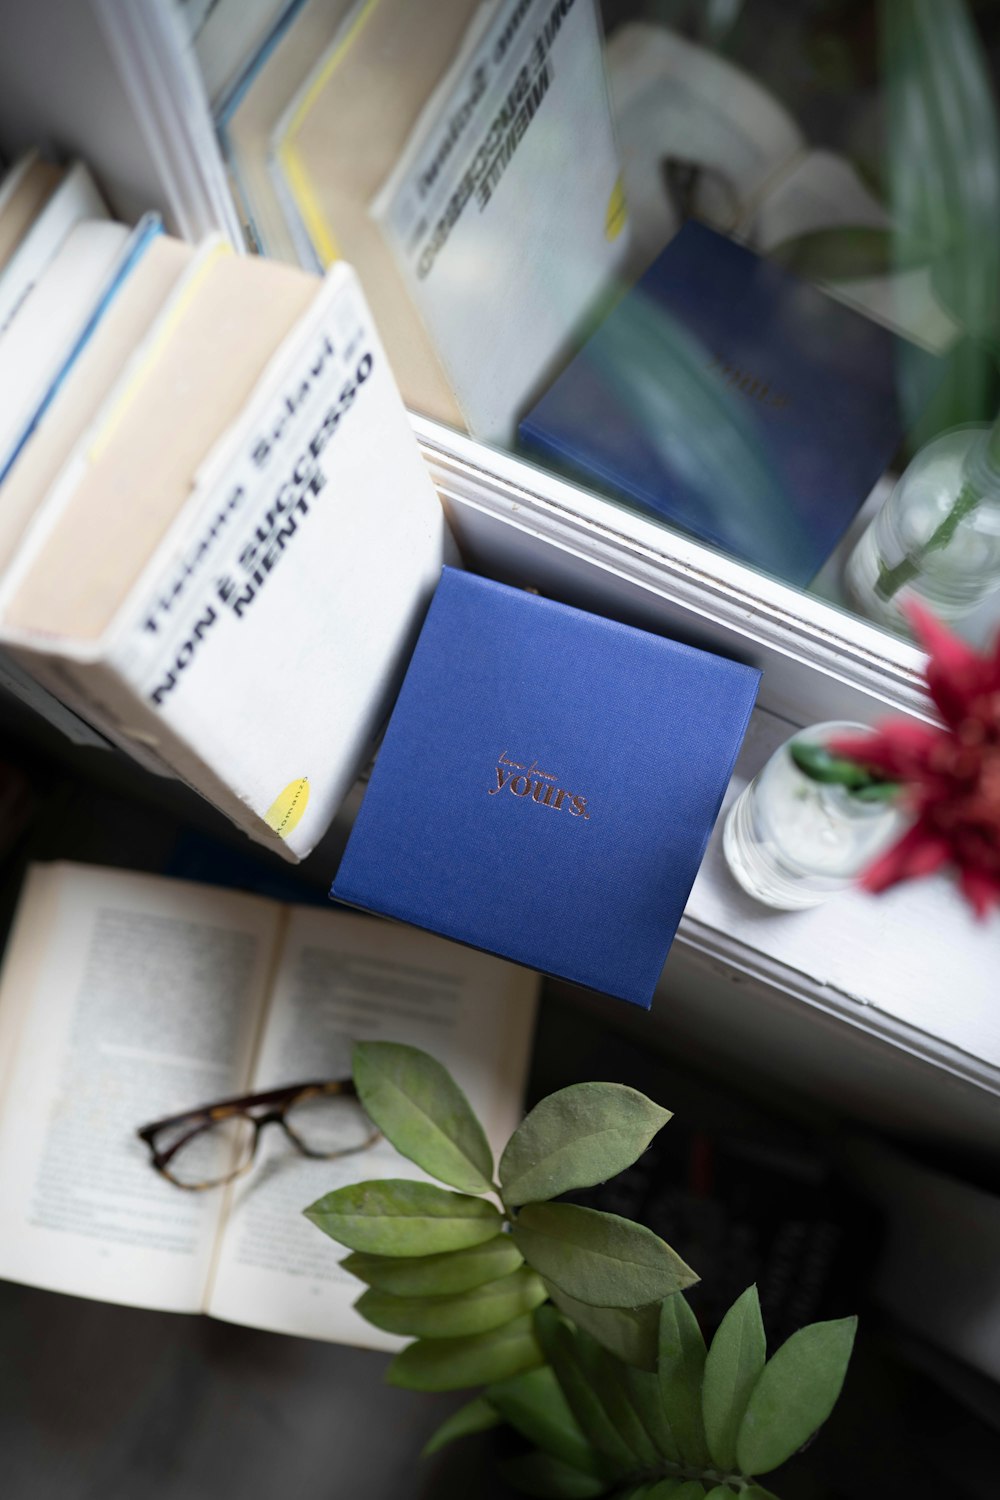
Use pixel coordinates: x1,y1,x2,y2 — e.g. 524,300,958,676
832,603,1000,918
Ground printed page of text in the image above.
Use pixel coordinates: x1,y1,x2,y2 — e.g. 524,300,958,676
207,908,538,1345
0,864,281,1312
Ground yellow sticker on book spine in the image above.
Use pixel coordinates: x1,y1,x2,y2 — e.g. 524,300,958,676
264,777,310,838
605,175,627,242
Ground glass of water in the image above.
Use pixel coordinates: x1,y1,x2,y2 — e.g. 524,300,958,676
723,721,907,910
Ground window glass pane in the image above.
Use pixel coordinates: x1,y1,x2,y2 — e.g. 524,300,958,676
189,0,1000,653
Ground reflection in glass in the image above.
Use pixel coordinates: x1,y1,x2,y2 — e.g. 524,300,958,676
195,0,1000,621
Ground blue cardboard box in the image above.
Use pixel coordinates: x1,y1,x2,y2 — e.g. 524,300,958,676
331,569,760,1008
519,220,936,586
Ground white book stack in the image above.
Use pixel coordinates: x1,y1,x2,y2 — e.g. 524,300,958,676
0,148,456,859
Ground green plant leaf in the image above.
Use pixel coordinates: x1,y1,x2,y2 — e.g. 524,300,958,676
574,1330,660,1468
387,1312,542,1391
500,1451,606,1498
352,1041,494,1193
534,1304,637,1480
342,1233,523,1294
702,1489,737,1499
499,1083,671,1207
658,1295,710,1468
513,1202,698,1308
736,1316,858,1475
421,1395,501,1456
545,1282,660,1370
304,1179,501,1256
486,1365,598,1476
623,1365,680,1464
356,1266,547,1338
702,1286,766,1471
645,1482,706,1499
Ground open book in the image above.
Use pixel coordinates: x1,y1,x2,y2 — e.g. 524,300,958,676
0,863,539,1348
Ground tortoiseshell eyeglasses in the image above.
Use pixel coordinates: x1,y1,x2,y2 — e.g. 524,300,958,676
137,1079,380,1190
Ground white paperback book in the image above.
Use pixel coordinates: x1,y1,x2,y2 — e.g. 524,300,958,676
0,214,172,753
0,219,132,478
368,0,630,443
0,256,456,859
0,159,107,336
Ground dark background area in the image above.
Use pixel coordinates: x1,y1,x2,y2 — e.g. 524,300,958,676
0,696,998,1498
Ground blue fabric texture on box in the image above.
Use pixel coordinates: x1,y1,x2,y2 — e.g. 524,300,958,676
331,569,761,1008
518,220,939,587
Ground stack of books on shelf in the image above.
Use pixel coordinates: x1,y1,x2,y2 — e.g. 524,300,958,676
0,147,453,862
190,0,630,443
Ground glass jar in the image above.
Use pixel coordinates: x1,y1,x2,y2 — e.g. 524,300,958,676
722,721,906,910
844,424,1000,631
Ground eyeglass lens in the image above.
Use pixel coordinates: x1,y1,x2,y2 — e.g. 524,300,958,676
157,1114,257,1189
153,1088,376,1186
281,1089,377,1156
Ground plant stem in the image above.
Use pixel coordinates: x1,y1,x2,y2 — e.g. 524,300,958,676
624,1458,751,1492
875,410,1000,603
875,475,982,600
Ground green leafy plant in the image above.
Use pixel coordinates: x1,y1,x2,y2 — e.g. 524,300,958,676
305,1042,857,1498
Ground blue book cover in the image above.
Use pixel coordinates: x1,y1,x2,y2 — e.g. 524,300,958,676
519,220,936,586
331,568,760,1009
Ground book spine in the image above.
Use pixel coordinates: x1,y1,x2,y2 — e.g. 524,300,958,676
0,162,107,335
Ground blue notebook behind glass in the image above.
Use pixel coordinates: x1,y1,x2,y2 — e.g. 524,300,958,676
332,569,760,1009
519,220,935,586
